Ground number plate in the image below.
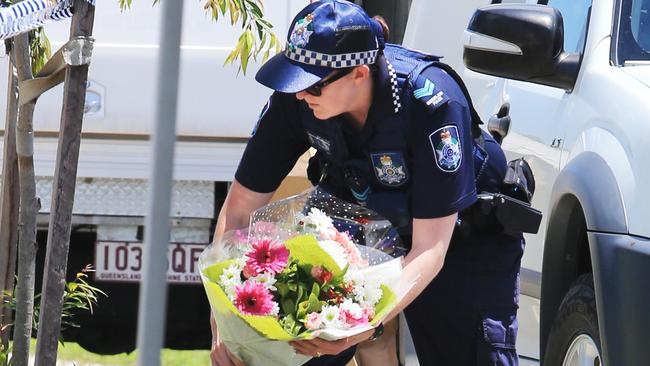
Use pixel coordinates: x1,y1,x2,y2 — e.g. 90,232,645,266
94,241,207,284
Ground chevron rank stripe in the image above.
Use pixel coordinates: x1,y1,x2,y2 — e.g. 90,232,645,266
413,79,435,99
0,0,95,41
351,186,371,202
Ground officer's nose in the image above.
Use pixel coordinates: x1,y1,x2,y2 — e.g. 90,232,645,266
296,90,309,101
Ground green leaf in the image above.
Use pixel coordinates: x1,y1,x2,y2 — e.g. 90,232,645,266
247,0,263,18
295,284,304,304
276,282,289,298
258,18,274,29
227,0,236,24
281,298,295,317
331,264,349,286
307,292,322,313
311,282,320,298
240,29,253,74
296,300,309,320
118,0,133,11
259,32,267,52
262,47,271,63
241,1,248,26
218,0,227,14
280,313,297,335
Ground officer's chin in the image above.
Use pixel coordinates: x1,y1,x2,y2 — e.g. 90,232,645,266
311,109,331,121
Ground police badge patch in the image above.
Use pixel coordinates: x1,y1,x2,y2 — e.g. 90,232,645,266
429,125,462,172
371,152,408,186
289,13,315,50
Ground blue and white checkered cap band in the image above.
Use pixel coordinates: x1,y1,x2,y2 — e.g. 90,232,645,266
285,45,379,69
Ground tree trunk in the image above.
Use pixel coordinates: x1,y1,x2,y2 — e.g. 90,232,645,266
10,31,40,366
34,1,95,364
0,40,20,351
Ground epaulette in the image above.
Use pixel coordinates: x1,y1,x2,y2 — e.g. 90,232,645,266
411,67,451,114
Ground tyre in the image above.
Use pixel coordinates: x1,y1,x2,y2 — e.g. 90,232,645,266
543,273,602,366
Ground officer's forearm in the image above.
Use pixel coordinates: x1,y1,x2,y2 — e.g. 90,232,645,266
212,179,275,243
383,214,457,322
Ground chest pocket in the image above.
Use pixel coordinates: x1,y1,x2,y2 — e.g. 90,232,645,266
364,94,411,188
369,152,409,188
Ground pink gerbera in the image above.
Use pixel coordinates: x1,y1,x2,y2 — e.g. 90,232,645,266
245,239,289,275
234,281,276,316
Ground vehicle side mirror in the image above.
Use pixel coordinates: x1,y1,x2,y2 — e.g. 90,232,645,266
462,4,580,91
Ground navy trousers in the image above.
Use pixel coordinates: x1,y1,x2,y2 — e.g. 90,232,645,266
403,231,523,366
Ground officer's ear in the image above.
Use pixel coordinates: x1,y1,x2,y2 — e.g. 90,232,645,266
350,65,371,84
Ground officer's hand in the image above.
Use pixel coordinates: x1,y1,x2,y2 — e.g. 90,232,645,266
210,313,244,366
289,328,374,358
210,340,243,366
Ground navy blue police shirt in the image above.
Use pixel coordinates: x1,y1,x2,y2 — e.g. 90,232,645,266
235,54,478,220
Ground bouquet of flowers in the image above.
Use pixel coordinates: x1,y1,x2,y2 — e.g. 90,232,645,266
199,188,406,366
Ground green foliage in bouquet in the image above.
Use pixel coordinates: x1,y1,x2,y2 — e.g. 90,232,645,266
203,234,398,340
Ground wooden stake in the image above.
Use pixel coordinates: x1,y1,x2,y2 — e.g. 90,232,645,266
34,1,95,364
0,40,20,351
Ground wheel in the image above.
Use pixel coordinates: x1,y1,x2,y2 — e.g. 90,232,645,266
543,273,602,366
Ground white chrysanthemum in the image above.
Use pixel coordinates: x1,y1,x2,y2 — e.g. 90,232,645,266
221,280,239,302
220,274,241,289
234,257,246,269
320,305,343,329
269,302,280,317
250,272,277,291
354,280,383,307
306,208,334,232
344,272,362,286
219,264,242,286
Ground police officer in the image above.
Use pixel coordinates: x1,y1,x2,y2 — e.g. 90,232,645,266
210,1,524,365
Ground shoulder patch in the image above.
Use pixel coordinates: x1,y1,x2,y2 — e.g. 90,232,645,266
251,97,271,136
429,125,462,172
412,73,450,113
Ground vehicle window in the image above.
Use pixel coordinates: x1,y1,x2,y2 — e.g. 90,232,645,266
630,0,650,51
617,0,650,63
546,0,592,53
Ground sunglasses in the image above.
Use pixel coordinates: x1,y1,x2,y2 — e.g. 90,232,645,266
304,68,353,96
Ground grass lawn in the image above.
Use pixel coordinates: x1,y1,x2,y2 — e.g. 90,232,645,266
27,339,211,366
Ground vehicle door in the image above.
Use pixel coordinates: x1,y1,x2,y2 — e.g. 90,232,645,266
469,0,593,361
495,0,593,276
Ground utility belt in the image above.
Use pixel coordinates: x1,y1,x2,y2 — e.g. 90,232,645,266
456,158,542,239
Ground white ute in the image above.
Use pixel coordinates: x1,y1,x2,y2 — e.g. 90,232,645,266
405,0,650,365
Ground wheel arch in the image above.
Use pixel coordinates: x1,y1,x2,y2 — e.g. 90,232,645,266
538,151,626,360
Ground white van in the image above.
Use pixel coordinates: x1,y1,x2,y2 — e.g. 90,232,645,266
405,0,650,365
0,0,415,354
0,0,309,353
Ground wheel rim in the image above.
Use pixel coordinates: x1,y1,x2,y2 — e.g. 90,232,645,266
562,334,601,366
